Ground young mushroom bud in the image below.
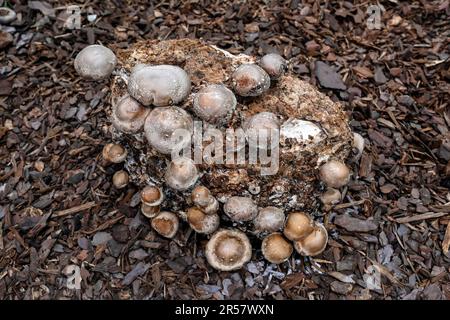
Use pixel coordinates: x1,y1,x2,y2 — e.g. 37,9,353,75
294,223,328,256
151,211,179,239
128,65,191,107
244,112,279,149
187,207,220,234
224,196,258,222
111,95,150,133
112,170,129,189
254,207,285,233
74,45,117,80
193,84,236,124
259,53,287,79
0,7,16,24
141,202,160,219
191,185,219,215
261,233,293,264
319,160,351,188
205,229,252,271
352,132,365,160
140,186,164,218
144,106,193,155
165,157,198,191
320,188,341,211
102,143,127,164
283,211,315,241
231,64,270,97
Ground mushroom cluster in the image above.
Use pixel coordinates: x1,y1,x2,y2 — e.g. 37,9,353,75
74,40,357,271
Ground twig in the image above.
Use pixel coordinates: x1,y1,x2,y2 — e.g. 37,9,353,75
395,212,449,224
443,223,450,255
53,201,97,218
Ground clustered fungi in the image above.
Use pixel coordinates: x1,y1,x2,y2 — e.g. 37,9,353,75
75,43,358,271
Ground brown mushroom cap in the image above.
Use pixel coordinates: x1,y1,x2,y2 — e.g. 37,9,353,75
102,143,127,163
187,207,220,234
293,223,328,256
259,53,287,79
261,233,293,264
223,196,258,222
141,186,164,206
205,229,252,271
191,185,212,207
74,44,117,80
320,188,341,209
319,160,351,188
165,157,199,191
253,206,285,233
231,64,270,97
112,170,129,189
141,202,160,218
111,95,150,133
193,84,236,124
283,211,315,241
151,211,179,239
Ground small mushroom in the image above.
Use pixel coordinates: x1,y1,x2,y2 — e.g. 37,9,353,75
128,65,191,107
151,211,179,239
141,202,160,219
254,206,285,233
74,44,117,80
112,170,129,189
165,157,198,191
193,84,236,124
320,188,341,211
111,95,150,133
102,143,127,164
293,223,328,256
244,112,279,149
259,53,287,79
186,207,220,234
140,186,164,218
319,160,351,188
261,233,293,264
352,132,365,159
283,211,315,241
223,196,258,222
144,106,193,155
0,7,16,24
205,229,252,271
191,185,219,214
231,64,270,97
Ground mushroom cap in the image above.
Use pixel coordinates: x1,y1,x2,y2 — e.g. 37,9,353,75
205,229,252,271
231,64,270,97
128,64,191,107
112,170,129,189
261,233,293,264
243,112,279,149
259,53,287,79
320,188,341,206
141,186,164,206
254,206,285,233
140,202,160,219
0,7,17,24
144,106,193,155
191,185,212,207
165,157,199,191
102,143,127,163
283,211,315,241
319,160,351,188
74,44,117,80
187,207,220,234
193,84,236,123
111,95,150,133
294,223,328,256
223,196,258,222
151,211,179,239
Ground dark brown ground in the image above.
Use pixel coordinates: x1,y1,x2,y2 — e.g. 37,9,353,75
0,0,449,300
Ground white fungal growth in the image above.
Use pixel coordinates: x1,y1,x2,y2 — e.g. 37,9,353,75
280,119,326,145
74,45,117,80
259,53,287,79
128,64,191,106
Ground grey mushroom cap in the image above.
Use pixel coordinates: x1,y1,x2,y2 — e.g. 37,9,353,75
192,84,236,124
243,112,280,150
205,229,252,271
0,7,17,24
259,53,287,79
128,64,191,107
223,196,258,222
165,157,199,191
231,64,270,97
319,160,351,189
74,45,117,80
111,95,150,133
144,106,193,155
254,206,285,233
